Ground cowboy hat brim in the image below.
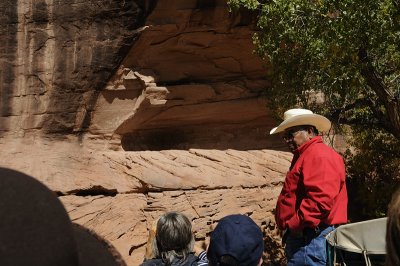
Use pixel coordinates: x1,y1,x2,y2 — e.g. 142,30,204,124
270,114,331,135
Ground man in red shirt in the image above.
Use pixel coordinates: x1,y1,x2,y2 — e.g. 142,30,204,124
270,108,348,266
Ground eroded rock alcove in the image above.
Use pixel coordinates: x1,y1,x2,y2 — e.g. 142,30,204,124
0,1,290,265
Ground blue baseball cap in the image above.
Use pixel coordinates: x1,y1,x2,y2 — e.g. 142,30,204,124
207,214,264,266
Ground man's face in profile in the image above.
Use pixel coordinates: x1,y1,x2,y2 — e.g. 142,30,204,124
282,126,311,152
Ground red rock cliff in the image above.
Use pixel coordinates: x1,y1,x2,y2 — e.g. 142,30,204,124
0,0,289,264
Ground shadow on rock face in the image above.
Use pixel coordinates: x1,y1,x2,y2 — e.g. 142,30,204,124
120,125,288,151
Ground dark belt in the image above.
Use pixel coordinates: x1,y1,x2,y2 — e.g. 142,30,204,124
304,222,333,234
288,223,336,239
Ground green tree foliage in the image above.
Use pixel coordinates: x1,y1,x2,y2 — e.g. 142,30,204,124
229,0,400,219
345,127,400,219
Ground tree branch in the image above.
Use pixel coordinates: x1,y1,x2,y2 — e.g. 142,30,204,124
329,97,395,133
358,48,400,138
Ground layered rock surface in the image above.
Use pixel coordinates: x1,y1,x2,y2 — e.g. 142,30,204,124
0,0,289,265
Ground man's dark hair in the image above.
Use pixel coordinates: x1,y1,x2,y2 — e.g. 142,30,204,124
301,125,319,135
311,126,319,135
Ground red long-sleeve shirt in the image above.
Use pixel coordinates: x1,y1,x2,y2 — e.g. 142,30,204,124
275,136,348,231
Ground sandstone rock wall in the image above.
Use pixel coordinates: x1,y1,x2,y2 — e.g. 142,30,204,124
0,0,146,134
0,1,289,265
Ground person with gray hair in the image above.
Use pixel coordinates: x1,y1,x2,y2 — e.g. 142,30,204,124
141,211,200,266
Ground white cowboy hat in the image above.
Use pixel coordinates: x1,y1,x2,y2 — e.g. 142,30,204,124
270,108,331,135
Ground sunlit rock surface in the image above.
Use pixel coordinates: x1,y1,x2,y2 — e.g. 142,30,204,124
0,0,289,264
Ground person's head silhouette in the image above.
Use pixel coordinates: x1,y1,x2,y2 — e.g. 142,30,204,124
0,167,79,266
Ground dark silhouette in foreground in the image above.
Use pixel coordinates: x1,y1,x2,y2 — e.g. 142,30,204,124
0,167,126,266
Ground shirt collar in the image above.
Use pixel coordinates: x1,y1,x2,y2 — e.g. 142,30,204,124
295,136,323,155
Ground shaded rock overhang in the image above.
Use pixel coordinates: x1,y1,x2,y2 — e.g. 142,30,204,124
88,1,284,151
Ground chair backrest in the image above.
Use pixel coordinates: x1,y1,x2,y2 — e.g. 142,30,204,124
326,218,387,266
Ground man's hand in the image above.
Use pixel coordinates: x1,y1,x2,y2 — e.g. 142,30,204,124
193,237,209,256
144,219,158,259
276,227,286,238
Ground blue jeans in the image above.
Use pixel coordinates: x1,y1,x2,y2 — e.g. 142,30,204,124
284,226,335,266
